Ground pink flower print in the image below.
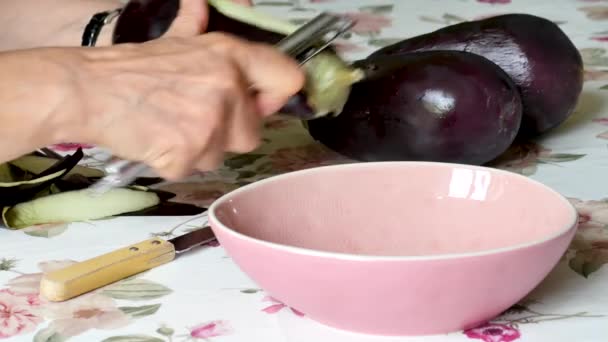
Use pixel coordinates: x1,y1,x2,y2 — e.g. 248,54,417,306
477,0,511,4
50,143,95,152
465,323,521,342
0,289,43,339
262,296,304,317
338,12,392,34
584,69,608,81
205,240,221,247
333,41,367,53
566,198,608,256
157,181,239,207
579,6,608,20
568,198,608,230
189,320,233,339
43,294,130,337
592,117,608,126
487,141,551,176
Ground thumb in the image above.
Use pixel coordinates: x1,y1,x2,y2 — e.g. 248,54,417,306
164,0,209,37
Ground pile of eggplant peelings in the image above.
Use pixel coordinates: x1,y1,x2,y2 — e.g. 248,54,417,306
1,0,584,230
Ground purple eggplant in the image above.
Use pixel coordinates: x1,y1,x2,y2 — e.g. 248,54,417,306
113,0,363,120
369,14,583,137
112,0,179,43
306,51,523,165
113,0,285,44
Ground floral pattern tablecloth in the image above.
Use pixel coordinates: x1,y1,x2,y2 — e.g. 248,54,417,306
2,0,608,341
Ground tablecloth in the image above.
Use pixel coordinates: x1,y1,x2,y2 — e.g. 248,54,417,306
2,0,608,341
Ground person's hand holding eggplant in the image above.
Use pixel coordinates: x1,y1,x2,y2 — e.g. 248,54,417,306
0,0,304,179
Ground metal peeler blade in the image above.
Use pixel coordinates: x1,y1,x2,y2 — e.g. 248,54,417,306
87,12,355,197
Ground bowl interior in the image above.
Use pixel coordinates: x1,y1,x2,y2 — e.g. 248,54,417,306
212,163,576,257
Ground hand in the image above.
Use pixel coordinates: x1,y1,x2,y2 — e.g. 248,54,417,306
63,32,304,180
160,0,253,39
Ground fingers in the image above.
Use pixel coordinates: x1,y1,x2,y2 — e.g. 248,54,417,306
164,0,253,38
193,125,227,171
206,34,306,116
164,0,208,37
221,72,263,153
237,43,305,116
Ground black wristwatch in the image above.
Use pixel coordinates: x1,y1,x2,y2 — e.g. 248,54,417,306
81,8,123,47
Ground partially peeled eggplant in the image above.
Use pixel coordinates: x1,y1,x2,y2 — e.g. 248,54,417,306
113,0,364,119
1,150,206,229
0,149,84,207
306,51,524,165
2,188,161,229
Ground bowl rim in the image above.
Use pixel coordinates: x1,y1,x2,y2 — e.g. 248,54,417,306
208,161,578,261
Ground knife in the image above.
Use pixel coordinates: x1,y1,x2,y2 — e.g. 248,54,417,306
39,222,216,302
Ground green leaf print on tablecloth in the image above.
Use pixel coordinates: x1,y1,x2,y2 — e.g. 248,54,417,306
0,257,18,271
368,37,403,47
488,141,585,176
419,13,467,25
223,154,265,169
580,48,608,67
101,278,173,301
359,4,394,14
102,321,233,342
33,327,66,342
465,301,603,342
101,335,164,342
118,304,162,318
536,153,586,163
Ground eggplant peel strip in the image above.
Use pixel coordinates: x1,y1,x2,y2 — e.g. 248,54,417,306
0,149,207,230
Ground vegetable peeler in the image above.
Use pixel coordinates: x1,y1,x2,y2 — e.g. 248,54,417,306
87,12,356,196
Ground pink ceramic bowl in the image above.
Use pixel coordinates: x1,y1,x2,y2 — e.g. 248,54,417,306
208,162,577,336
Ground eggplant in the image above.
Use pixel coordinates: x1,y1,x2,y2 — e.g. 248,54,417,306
369,14,583,137
2,188,161,229
113,0,364,120
0,149,85,207
306,51,523,165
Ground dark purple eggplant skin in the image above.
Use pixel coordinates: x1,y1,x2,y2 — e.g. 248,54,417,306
113,0,286,44
306,51,523,165
113,0,179,43
369,14,583,137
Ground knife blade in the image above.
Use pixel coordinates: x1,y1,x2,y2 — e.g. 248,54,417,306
39,222,216,302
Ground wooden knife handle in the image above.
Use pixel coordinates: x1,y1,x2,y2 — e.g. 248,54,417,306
40,237,176,302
